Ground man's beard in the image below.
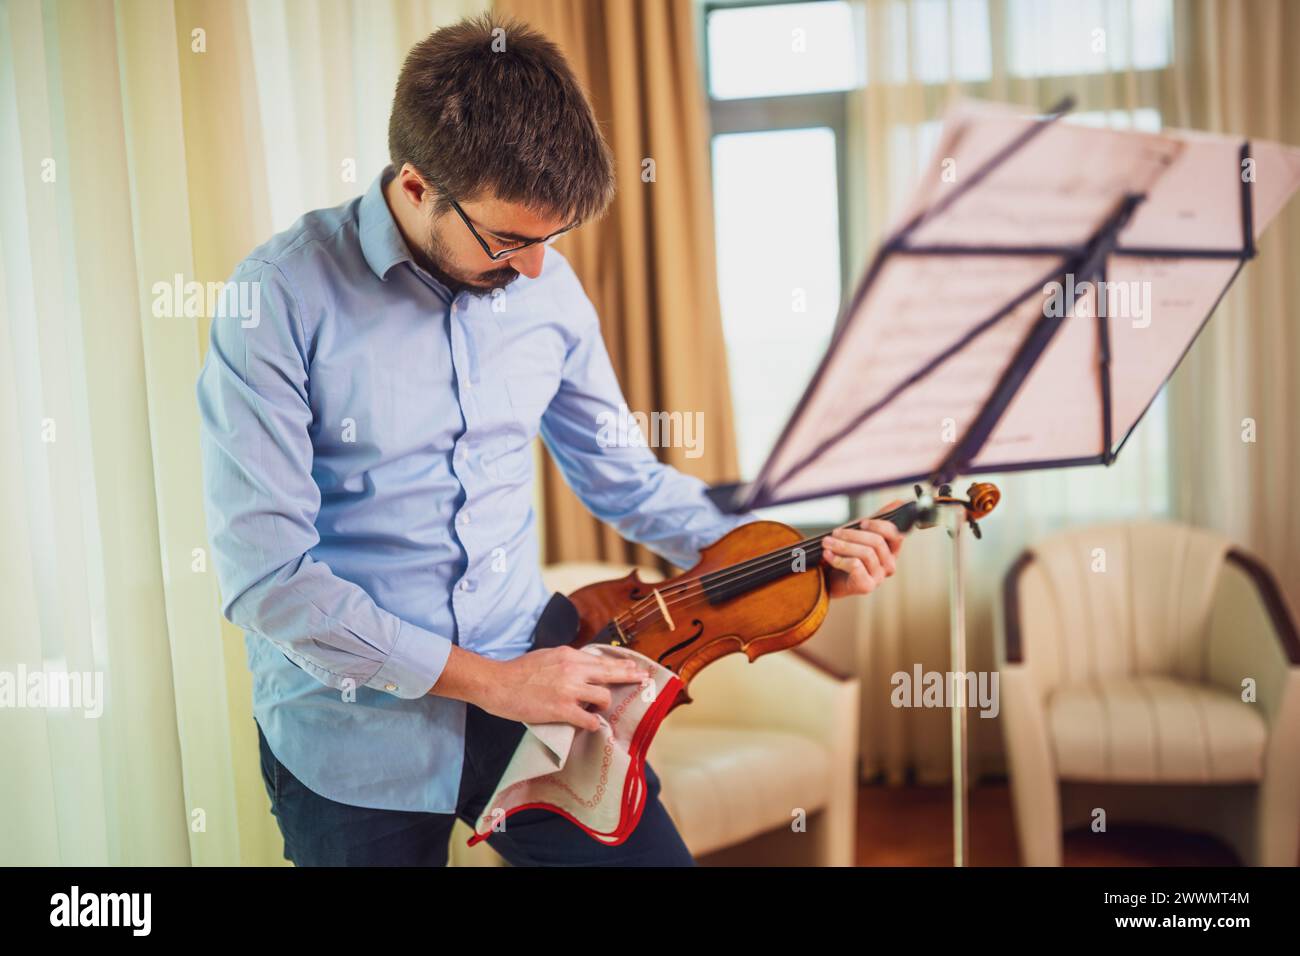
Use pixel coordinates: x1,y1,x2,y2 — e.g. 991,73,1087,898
414,220,519,297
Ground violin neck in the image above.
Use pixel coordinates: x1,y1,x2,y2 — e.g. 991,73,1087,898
699,502,919,606
872,500,920,532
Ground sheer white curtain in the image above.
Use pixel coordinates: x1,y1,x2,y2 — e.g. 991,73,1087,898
0,0,484,866
842,0,1296,783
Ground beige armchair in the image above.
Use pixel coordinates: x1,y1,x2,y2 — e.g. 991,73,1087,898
996,520,1300,866
450,560,859,866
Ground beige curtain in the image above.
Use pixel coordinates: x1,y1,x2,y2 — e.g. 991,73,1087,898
0,0,484,866
1166,1,1300,605
494,0,743,571
844,0,1300,784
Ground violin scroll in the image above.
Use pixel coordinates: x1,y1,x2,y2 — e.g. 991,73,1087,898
966,482,1000,520
892,481,1000,538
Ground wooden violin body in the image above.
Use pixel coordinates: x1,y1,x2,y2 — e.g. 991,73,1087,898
566,520,828,712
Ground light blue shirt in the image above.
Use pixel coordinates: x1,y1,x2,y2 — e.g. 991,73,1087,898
196,168,756,812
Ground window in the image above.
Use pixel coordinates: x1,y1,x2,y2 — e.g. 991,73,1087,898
712,127,844,526
705,1,861,529
708,1,862,99
893,0,993,84
1006,0,1172,77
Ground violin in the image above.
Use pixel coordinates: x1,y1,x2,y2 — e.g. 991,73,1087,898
531,482,999,713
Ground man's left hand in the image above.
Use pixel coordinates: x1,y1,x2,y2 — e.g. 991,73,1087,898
821,499,906,600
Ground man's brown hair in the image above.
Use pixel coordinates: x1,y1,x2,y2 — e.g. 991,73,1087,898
388,13,615,224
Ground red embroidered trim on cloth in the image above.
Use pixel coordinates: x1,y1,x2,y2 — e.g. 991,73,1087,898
467,674,683,847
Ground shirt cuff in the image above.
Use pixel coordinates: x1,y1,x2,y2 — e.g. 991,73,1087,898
364,620,454,699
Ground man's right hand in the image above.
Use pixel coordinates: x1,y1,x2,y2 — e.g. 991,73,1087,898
486,647,650,731
431,644,649,732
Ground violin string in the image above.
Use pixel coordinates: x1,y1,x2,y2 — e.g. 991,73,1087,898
616,507,912,630
614,534,827,636
617,561,816,645
612,497,931,639
613,538,816,634
665,512,894,602
612,510,907,639
614,521,854,629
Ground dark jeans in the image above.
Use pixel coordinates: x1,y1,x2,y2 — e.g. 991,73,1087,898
255,705,695,867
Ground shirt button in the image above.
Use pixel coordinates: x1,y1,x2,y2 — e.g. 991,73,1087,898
459,511,471,525
384,683,397,692
459,579,473,592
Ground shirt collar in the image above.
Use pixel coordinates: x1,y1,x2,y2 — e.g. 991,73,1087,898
359,166,416,281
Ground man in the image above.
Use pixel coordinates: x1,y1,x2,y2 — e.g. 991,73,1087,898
197,13,903,867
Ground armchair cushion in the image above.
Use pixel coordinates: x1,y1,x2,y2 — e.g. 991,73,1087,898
1049,675,1267,783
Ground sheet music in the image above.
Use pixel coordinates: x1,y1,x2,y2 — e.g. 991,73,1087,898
905,104,1180,247
1099,255,1241,443
750,100,1300,507
767,256,1061,494
1120,129,1300,250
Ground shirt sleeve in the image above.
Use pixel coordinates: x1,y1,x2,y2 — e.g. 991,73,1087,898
196,258,453,700
538,271,762,570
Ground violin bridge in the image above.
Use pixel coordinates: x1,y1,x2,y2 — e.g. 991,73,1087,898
611,618,627,646
652,588,675,631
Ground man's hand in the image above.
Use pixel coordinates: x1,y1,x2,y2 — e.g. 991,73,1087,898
432,644,649,732
485,647,650,731
821,499,907,600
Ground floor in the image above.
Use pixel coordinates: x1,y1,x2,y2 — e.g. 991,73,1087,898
856,780,1241,866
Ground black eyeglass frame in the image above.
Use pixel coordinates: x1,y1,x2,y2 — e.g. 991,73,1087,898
441,192,579,261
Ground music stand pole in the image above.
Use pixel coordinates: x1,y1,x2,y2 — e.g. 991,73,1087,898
947,508,970,867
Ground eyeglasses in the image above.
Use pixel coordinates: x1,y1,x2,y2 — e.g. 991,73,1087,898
441,192,579,262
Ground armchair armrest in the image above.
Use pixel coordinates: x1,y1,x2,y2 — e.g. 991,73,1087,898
668,648,856,738
997,550,1066,700
1205,549,1300,866
996,550,1064,864
657,648,859,867
1205,549,1300,722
